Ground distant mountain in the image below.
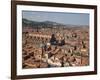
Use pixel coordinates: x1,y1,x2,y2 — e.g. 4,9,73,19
22,18,89,29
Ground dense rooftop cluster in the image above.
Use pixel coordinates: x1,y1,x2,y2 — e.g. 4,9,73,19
22,26,89,69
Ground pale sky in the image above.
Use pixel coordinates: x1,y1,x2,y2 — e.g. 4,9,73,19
22,11,89,26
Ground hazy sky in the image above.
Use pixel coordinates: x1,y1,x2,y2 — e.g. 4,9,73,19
22,11,89,26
